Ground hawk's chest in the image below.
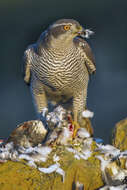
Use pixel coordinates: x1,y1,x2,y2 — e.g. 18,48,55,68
33,48,85,91
42,50,81,81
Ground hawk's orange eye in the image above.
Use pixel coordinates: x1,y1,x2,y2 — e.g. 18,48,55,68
63,25,70,31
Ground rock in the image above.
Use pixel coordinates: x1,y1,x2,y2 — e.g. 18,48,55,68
6,120,48,148
0,145,104,190
1,107,127,189
0,161,42,190
112,118,127,151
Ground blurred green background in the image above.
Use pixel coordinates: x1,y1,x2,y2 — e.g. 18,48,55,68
0,0,127,143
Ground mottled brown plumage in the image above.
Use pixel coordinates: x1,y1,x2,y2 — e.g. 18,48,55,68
6,120,47,147
23,19,96,128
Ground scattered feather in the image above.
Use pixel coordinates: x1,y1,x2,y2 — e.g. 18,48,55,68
99,185,127,190
56,167,65,182
82,138,92,159
39,164,59,173
111,167,127,182
74,154,80,160
53,154,60,162
27,160,37,168
109,185,127,190
82,110,94,118
30,154,47,162
77,128,90,138
34,146,52,156
39,163,65,181
81,149,92,160
96,155,110,172
66,145,92,160
96,144,120,157
84,29,94,39
57,127,72,145
66,147,76,154
42,107,48,117
19,154,34,162
46,106,68,129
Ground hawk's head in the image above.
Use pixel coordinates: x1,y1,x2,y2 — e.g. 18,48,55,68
48,19,86,40
38,19,94,50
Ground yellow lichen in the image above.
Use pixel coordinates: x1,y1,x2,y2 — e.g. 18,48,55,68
112,118,127,151
119,158,126,169
0,146,104,190
0,161,42,190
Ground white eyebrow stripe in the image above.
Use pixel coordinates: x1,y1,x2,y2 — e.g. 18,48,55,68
52,23,73,28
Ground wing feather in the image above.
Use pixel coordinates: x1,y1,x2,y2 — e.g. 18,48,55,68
22,45,33,85
74,37,96,74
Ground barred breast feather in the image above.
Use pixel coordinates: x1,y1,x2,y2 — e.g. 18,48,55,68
27,41,89,95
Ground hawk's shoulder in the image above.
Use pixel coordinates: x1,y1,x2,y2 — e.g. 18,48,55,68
74,37,96,74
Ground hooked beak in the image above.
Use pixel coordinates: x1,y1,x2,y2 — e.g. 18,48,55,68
77,28,94,39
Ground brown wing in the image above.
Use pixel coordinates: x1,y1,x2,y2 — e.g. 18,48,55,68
74,37,96,74
22,45,33,85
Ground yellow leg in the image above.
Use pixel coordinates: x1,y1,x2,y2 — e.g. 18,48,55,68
72,121,80,138
68,115,81,139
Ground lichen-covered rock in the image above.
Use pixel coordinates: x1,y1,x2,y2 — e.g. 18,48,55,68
0,161,43,190
112,118,127,151
0,145,104,190
1,108,127,190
